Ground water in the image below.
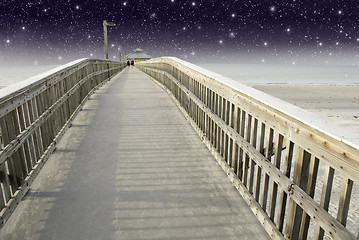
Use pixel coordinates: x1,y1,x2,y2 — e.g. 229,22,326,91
0,65,59,87
197,63,359,86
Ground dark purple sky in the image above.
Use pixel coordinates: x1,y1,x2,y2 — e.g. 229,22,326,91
1,0,359,65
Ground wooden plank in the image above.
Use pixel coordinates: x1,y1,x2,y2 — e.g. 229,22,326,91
37,93,51,150
0,179,5,209
0,161,11,204
23,101,36,167
236,107,241,133
240,110,246,138
249,118,258,194
277,140,295,233
219,97,226,157
337,178,353,226
221,130,225,158
243,114,252,187
230,103,235,128
285,148,311,240
238,147,244,180
228,138,233,167
238,110,246,181
231,106,239,172
314,166,335,240
226,100,230,125
224,100,231,163
209,118,213,144
269,133,284,221
16,106,32,173
262,128,274,212
27,98,42,161
298,156,319,239
255,122,266,202
5,111,26,188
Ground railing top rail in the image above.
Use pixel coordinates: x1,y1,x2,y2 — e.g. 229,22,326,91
0,58,86,101
0,58,117,103
139,57,359,150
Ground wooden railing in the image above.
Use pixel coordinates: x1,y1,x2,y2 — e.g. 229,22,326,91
137,57,359,240
0,59,126,227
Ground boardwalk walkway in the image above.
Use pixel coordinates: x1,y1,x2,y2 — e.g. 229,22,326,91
0,67,270,240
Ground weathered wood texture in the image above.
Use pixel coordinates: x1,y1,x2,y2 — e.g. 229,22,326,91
0,59,126,228
137,57,359,240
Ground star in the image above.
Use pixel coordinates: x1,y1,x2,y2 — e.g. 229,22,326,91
0,0,358,65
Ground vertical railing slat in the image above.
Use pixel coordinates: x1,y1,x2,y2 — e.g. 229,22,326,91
277,140,294,233
269,133,284,221
285,148,311,240
299,156,320,239
337,178,354,226
262,127,274,212
314,166,335,240
255,122,266,202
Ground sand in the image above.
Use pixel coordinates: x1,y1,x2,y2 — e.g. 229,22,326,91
252,85,359,133
252,84,359,237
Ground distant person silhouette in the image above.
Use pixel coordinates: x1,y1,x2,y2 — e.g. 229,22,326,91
131,60,134,66
127,60,130,66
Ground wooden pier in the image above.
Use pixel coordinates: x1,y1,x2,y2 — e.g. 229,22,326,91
0,58,358,239
0,66,270,239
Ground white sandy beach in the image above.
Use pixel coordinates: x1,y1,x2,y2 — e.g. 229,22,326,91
250,84,359,237
252,85,359,133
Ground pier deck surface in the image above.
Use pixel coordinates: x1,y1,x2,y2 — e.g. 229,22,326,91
0,67,270,240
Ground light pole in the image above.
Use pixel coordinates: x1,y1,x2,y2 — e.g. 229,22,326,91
103,20,116,60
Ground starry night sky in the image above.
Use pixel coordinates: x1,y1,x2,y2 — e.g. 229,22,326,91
1,0,359,65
